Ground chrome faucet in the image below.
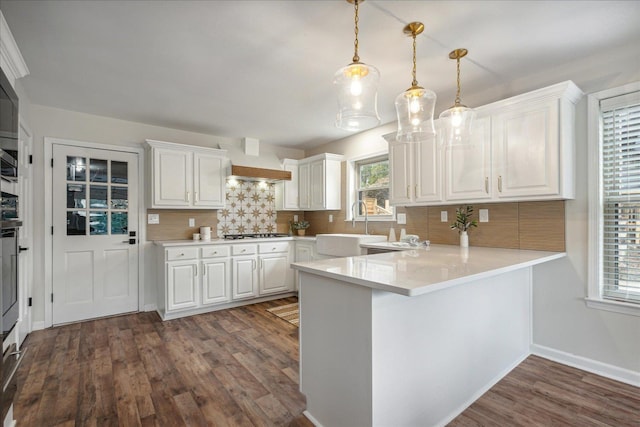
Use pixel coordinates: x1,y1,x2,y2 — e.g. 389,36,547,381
351,200,369,235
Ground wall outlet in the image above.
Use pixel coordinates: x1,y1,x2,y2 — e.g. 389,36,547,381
189,218,195,227
396,213,407,225
147,214,160,224
479,209,489,223
440,211,448,222
293,215,299,222
329,214,333,223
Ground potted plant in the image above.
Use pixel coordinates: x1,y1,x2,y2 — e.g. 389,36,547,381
450,205,477,247
292,220,310,236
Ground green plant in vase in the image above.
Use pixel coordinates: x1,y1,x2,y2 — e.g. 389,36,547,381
292,220,310,236
450,205,477,247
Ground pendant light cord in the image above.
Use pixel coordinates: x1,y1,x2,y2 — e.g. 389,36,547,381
455,57,462,106
352,0,360,63
411,33,418,87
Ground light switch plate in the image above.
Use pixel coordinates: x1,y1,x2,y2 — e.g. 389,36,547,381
189,218,195,227
293,215,299,222
479,209,489,223
397,213,407,225
329,214,333,223
441,211,448,222
147,214,160,224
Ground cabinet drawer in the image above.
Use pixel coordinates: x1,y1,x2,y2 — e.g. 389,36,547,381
166,247,199,261
201,245,231,258
232,244,257,256
259,242,290,254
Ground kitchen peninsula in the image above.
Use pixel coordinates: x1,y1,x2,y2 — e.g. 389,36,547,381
292,245,565,427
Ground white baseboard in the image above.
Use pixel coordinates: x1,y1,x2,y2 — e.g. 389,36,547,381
31,321,45,331
302,410,323,427
143,303,158,312
531,344,640,387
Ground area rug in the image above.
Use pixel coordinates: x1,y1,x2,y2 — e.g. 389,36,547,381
266,303,299,327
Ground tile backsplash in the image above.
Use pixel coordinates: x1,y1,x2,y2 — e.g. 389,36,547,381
216,180,277,235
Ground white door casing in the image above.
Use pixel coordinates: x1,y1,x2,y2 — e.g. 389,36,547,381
51,143,139,325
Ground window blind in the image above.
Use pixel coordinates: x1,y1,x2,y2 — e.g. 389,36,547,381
601,92,640,303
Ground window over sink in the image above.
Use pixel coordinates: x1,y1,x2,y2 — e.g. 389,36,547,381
349,153,395,221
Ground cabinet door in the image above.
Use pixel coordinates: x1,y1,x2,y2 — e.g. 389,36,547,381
309,160,325,210
493,99,560,198
283,162,299,209
193,152,225,208
153,147,192,206
298,162,310,209
414,136,442,203
259,254,292,295
167,262,198,311
232,256,258,300
445,116,492,201
388,141,413,205
202,259,230,305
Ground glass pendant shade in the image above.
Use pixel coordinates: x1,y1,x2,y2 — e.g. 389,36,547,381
440,48,475,145
395,86,437,143
439,105,476,145
334,62,381,131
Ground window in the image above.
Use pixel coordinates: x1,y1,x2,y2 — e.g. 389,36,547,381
351,154,394,219
588,82,640,315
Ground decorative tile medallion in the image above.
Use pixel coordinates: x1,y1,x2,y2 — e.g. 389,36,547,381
216,180,277,236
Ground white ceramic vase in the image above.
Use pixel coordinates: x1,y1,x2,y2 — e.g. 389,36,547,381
460,231,469,248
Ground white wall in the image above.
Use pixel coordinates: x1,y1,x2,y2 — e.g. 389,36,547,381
27,104,304,325
531,96,640,376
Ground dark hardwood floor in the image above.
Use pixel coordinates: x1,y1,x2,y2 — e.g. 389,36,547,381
15,298,639,426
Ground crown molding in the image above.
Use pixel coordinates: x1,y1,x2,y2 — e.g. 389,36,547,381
0,10,29,88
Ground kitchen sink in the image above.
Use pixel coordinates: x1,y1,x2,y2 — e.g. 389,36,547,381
315,233,387,257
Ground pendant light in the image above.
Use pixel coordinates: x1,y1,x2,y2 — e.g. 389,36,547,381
395,22,437,143
439,48,476,145
334,0,380,131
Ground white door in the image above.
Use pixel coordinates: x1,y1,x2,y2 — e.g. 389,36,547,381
153,146,191,206
414,136,442,203
309,160,325,209
52,144,139,325
193,152,225,208
445,116,492,201
259,254,291,295
202,258,230,305
389,141,412,205
167,261,198,311
232,256,257,300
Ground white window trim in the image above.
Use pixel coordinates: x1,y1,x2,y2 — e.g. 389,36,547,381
346,151,396,222
587,81,640,317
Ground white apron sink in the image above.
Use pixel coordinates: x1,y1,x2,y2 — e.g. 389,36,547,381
315,233,387,257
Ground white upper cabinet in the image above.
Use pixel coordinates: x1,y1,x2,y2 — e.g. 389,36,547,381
146,140,227,209
388,135,442,205
388,80,582,206
445,116,492,201
275,159,299,210
489,82,581,200
298,153,343,210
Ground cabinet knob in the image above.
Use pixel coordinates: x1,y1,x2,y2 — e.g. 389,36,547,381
241,249,246,253
272,247,276,251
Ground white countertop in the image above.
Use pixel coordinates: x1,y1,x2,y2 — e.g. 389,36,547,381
154,236,309,246
292,244,565,297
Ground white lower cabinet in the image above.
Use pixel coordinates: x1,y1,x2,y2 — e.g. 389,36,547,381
259,242,293,295
167,261,199,311
158,241,295,320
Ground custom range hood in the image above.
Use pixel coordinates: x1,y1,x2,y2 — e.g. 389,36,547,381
220,138,291,182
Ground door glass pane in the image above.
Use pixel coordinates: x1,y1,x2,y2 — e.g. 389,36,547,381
89,211,108,235
111,161,128,184
89,185,108,208
67,211,86,235
111,212,128,234
111,187,128,209
66,156,86,182
67,184,86,208
89,158,108,182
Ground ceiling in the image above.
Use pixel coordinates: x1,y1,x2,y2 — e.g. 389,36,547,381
1,1,639,149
